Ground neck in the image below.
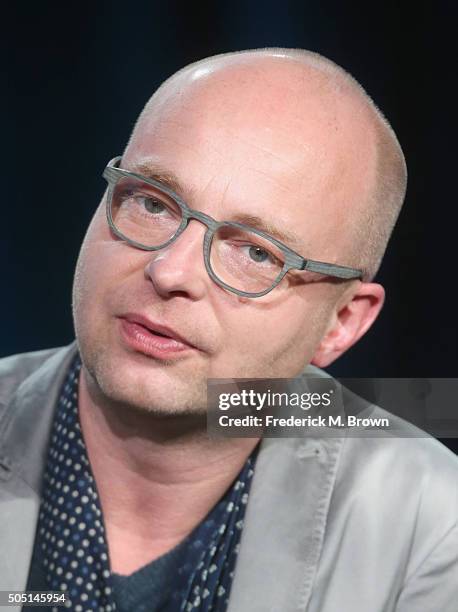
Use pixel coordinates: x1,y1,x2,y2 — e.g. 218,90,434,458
78,367,260,574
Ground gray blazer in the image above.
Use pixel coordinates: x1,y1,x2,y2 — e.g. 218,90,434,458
0,343,457,612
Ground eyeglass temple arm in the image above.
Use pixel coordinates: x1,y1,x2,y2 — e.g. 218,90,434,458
301,259,363,280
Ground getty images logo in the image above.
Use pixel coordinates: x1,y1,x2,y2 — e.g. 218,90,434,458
218,388,333,411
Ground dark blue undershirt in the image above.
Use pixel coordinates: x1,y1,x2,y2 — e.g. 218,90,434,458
25,533,188,611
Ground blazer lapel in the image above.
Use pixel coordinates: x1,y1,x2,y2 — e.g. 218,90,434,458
227,435,344,612
0,344,77,594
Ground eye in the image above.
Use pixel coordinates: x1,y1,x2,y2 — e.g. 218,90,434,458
247,245,269,263
238,244,281,267
143,198,167,214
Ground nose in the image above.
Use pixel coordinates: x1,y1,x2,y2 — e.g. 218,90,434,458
144,221,209,300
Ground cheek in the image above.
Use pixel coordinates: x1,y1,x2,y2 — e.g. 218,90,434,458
214,298,326,378
72,211,128,326
72,241,105,346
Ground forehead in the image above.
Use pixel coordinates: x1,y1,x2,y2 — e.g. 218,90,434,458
123,61,376,257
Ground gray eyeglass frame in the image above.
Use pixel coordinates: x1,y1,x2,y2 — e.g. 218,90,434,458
102,156,363,298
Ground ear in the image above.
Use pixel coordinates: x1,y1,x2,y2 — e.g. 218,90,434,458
311,282,385,368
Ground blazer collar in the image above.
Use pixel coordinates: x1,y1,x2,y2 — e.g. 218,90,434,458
0,342,78,491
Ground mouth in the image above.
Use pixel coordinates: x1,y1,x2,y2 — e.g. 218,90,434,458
118,313,198,359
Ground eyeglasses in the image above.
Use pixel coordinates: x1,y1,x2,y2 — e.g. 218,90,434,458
102,157,363,298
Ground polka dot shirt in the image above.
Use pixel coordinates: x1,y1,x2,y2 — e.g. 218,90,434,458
25,356,258,611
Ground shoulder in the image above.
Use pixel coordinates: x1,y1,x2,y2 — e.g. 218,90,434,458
338,432,457,508
334,430,457,575
333,393,458,528
302,364,457,569
0,347,68,412
302,363,458,501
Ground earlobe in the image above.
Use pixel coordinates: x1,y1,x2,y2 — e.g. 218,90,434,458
311,283,385,368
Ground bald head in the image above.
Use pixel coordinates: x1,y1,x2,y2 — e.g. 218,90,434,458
74,48,404,414
126,48,407,280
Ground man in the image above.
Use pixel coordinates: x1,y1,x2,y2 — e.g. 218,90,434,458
0,48,456,612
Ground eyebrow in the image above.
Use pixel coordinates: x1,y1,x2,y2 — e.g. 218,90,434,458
129,161,184,194
127,161,304,250
228,213,303,248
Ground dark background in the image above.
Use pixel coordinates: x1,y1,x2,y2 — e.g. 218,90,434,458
3,2,457,451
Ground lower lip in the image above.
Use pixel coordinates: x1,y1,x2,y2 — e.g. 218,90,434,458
119,319,195,359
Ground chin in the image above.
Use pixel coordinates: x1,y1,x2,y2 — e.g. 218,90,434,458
83,345,209,415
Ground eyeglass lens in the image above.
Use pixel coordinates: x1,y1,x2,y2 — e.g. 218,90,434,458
110,176,285,293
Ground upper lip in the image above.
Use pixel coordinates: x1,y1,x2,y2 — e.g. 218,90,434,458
121,313,197,349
